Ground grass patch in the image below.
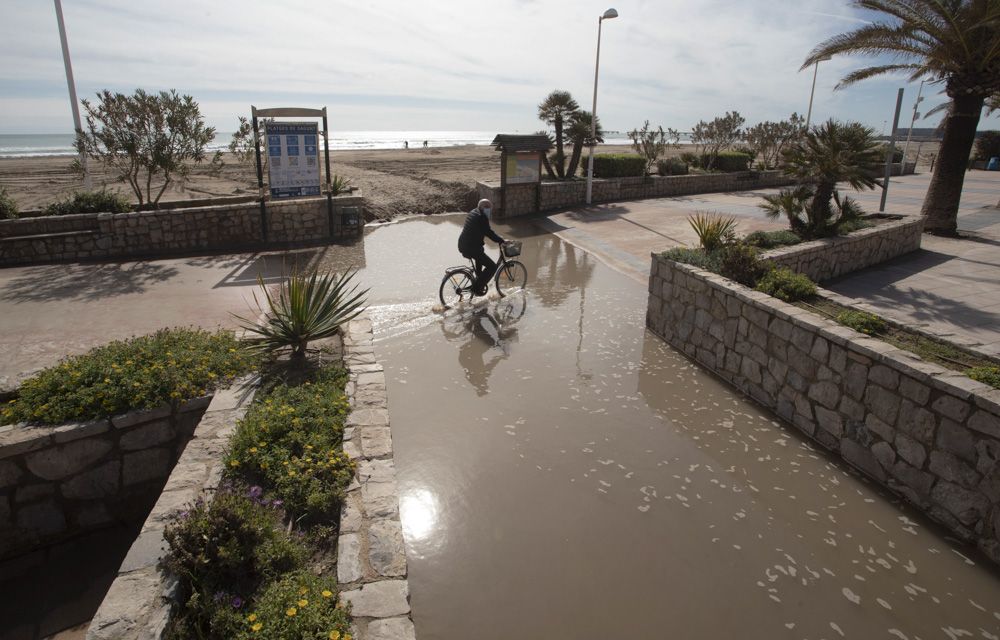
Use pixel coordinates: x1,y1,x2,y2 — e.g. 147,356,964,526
755,268,817,302
2,328,257,426
967,366,1000,390
743,229,802,249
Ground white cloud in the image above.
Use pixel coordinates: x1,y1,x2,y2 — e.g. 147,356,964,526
2,0,998,133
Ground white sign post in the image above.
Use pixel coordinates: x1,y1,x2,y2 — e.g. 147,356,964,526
264,121,322,199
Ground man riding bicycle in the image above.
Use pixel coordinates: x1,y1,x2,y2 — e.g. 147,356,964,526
458,198,505,296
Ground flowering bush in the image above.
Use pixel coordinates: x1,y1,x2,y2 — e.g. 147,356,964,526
238,570,351,640
2,328,256,425
227,366,354,523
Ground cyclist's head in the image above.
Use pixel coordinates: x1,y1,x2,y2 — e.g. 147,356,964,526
477,199,493,215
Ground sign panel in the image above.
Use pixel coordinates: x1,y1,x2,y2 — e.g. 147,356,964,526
265,121,321,199
505,152,541,184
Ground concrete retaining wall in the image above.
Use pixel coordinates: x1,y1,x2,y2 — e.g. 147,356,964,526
0,195,364,267
764,216,924,282
477,170,796,218
645,254,1000,565
0,397,211,559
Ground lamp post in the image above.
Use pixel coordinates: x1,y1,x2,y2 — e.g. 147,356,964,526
804,55,831,130
585,7,618,205
901,78,926,168
53,0,90,189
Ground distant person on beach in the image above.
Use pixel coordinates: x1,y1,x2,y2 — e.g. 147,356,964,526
458,198,504,296
404,141,408,149
423,140,428,148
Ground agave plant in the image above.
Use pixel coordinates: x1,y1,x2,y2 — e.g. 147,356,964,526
688,212,738,251
236,270,369,359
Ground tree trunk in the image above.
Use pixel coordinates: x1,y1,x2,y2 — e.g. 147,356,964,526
542,154,556,179
809,181,835,237
554,119,565,178
567,141,583,178
921,93,984,235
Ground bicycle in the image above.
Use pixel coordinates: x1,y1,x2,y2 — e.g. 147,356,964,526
439,240,527,308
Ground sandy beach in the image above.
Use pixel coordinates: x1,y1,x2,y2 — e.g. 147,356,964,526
0,143,636,220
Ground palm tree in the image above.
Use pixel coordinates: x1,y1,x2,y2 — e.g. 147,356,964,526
761,119,881,238
537,90,580,179
565,111,604,178
803,0,1000,236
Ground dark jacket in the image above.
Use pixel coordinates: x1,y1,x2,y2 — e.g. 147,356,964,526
458,208,502,256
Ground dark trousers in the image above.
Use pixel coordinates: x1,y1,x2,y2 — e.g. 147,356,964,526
463,247,497,291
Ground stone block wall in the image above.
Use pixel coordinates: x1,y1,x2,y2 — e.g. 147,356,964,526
477,171,795,218
646,254,1000,565
0,397,211,559
0,195,365,267
763,216,924,282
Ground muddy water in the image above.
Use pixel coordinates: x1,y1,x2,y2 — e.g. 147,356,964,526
349,217,1000,639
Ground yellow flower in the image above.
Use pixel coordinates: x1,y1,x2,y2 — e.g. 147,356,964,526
344,635,352,640
247,614,257,622
286,607,297,617
288,470,296,477
251,622,262,632
299,586,309,595
229,460,239,467
321,590,333,598
329,632,341,640
249,447,258,454
259,442,267,447
103,378,111,383
298,599,308,607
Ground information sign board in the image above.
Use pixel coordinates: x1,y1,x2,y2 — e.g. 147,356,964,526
505,152,541,184
265,122,321,199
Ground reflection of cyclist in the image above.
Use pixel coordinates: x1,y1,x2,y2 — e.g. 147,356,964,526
458,199,505,296
443,306,518,396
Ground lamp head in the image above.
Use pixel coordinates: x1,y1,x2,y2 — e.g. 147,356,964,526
601,8,618,20
817,55,832,62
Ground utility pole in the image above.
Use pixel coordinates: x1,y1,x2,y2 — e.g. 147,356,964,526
54,0,90,189
880,88,904,212
901,79,926,170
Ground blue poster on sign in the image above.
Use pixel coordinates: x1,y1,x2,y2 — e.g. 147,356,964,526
264,122,322,199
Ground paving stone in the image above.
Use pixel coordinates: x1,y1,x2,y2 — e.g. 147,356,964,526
86,566,160,640
361,479,400,519
368,616,416,640
61,460,120,500
369,519,406,577
123,448,172,486
119,420,174,451
361,427,393,459
119,529,169,573
341,495,363,534
894,434,927,468
337,533,363,584
359,459,396,484
931,480,990,526
929,451,981,489
25,439,113,481
340,580,410,618
52,419,111,443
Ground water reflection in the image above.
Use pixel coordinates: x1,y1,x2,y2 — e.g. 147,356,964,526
399,488,440,543
528,237,596,308
439,295,525,396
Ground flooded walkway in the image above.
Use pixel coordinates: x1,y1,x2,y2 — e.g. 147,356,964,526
356,217,1000,640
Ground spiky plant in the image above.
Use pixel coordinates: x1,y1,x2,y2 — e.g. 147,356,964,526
803,0,1000,235
236,270,368,359
687,212,738,251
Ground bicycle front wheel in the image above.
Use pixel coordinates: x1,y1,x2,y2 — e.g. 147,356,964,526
495,261,527,297
439,268,475,308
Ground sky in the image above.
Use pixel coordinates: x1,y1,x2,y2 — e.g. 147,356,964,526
1,0,998,135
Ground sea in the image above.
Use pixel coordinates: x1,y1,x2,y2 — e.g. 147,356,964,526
0,131,636,159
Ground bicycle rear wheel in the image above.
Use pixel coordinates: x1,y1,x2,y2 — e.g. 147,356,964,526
439,268,475,308
494,261,527,297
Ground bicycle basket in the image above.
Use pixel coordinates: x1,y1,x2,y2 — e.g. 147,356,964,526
503,240,522,257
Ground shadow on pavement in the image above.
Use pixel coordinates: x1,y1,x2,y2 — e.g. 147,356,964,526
0,262,179,303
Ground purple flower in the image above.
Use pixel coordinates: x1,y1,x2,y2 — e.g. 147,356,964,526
213,591,226,603
231,596,244,609
248,485,263,500
272,499,284,508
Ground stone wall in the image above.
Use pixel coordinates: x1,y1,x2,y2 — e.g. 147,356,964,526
763,216,924,282
645,254,1000,565
477,170,796,219
0,397,212,559
0,195,365,267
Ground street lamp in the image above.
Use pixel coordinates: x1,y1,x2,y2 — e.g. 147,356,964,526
585,7,618,205
805,55,831,130
901,78,927,168
53,0,90,189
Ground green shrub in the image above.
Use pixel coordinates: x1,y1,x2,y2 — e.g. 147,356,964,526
163,491,308,640
42,189,132,216
330,174,352,196
835,218,874,234
238,570,350,640
709,151,752,172
974,131,1000,161
589,153,646,178
755,268,817,302
660,247,722,272
688,212,737,251
2,328,256,425
0,186,17,219
679,151,700,167
836,310,886,336
719,243,770,287
967,366,1000,389
656,158,688,176
227,367,354,523
743,229,801,249
875,144,904,163
237,270,368,359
